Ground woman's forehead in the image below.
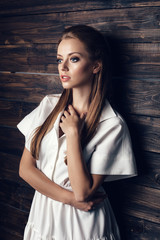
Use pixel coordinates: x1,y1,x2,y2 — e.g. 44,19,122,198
57,38,89,56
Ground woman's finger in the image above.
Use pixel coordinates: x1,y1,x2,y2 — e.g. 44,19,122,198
68,105,76,115
61,116,65,122
63,110,70,118
80,112,87,120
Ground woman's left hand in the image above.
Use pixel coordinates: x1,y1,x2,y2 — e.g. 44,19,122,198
70,192,107,212
60,105,86,137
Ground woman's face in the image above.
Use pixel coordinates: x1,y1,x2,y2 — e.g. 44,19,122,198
57,38,95,90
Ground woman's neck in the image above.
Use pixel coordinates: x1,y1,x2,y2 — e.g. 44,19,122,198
72,88,90,115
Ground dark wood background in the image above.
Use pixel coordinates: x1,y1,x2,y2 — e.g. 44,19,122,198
0,0,160,239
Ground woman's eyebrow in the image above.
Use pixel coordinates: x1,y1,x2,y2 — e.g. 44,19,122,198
57,52,83,57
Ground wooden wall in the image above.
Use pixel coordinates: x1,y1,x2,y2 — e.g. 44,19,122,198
0,1,160,239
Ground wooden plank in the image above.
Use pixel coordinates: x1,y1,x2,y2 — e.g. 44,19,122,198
0,226,22,240
0,127,24,156
0,179,34,212
127,114,160,154
114,79,160,117
111,42,160,79
0,72,62,103
117,43,160,78
0,43,159,78
0,203,28,238
107,182,160,224
0,44,58,73
0,152,32,187
1,0,160,16
121,215,160,240
0,100,37,127
0,151,33,188
131,151,160,190
0,7,160,45
122,184,160,224
0,152,21,183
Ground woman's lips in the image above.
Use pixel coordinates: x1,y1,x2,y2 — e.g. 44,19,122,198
61,75,71,82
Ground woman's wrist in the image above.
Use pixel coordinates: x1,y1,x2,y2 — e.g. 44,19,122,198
63,189,75,205
66,128,80,140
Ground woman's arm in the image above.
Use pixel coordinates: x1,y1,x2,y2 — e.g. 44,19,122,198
67,133,106,202
60,105,106,202
19,147,105,211
19,147,71,203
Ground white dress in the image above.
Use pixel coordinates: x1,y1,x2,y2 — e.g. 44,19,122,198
17,94,137,240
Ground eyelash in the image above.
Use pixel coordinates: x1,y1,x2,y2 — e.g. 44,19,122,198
71,57,79,62
56,59,63,64
56,57,80,64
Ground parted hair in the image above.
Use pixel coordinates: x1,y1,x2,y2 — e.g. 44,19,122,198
31,25,111,159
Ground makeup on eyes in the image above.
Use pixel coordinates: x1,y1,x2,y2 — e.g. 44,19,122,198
57,52,83,63
57,56,80,64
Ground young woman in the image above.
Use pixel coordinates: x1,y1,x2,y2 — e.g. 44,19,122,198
17,25,137,240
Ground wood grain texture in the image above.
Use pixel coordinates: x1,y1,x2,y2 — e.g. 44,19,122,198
127,114,160,153
0,72,62,102
0,227,22,240
105,181,160,238
0,44,58,73
0,100,38,126
121,215,160,239
131,151,160,190
0,7,160,45
0,127,24,156
1,0,160,16
122,184,160,224
0,152,23,183
0,203,27,239
0,179,33,212
115,79,160,117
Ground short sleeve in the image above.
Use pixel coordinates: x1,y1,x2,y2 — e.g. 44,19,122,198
17,94,60,151
89,116,137,182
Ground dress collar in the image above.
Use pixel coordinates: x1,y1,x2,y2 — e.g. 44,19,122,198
53,99,116,135
54,110,64,138
99,99,117,123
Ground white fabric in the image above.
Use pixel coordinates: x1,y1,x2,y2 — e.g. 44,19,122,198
17,94,137,240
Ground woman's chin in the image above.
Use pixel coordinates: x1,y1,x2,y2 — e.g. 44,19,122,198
62,84,72,89
61,82,73,89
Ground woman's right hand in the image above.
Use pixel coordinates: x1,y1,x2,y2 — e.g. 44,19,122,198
70,192,107,212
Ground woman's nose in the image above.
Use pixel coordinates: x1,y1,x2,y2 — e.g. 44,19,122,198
61,60,69,71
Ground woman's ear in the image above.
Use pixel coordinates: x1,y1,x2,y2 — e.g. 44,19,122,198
93,61,102,74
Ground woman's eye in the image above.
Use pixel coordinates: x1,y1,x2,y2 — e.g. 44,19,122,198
70,57,79,63
57,59,63,64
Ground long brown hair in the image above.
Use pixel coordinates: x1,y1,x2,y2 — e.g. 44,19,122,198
31,25,111,159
